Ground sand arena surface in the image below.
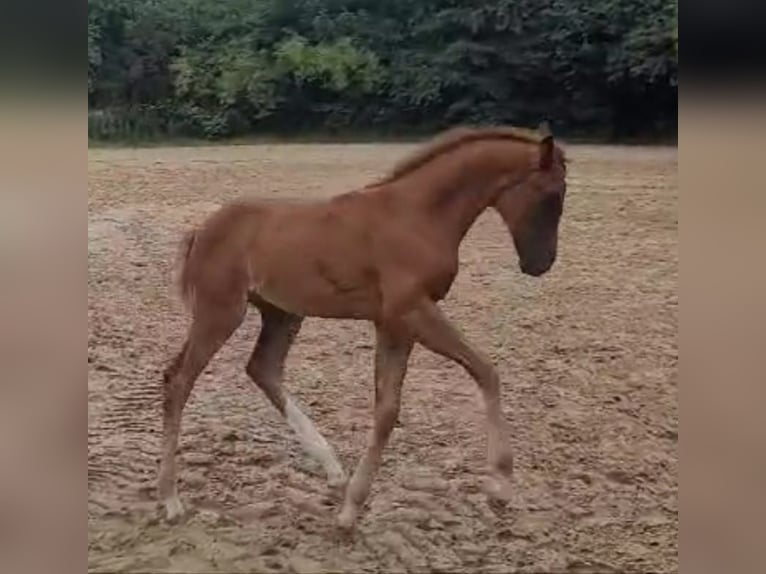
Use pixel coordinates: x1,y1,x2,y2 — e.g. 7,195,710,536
88,143,677,573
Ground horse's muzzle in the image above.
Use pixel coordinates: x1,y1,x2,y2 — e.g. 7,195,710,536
519,256,554,277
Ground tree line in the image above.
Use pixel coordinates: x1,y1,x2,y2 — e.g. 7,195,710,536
88,0,678,141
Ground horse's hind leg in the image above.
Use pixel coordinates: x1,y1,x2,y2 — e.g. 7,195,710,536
158,298,245,521
245,304,345,489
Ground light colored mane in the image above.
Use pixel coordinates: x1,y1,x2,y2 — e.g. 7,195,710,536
374,125,550,186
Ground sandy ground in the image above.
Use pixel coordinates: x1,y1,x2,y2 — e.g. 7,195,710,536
88,142,678,573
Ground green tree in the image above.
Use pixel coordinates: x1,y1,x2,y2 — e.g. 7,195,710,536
87,0,677,140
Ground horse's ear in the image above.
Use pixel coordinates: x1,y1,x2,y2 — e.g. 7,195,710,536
538,121,554,169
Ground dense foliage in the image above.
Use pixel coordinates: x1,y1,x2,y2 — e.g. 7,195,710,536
88,0,677,141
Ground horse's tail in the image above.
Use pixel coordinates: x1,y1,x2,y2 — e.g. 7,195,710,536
173,228,198,311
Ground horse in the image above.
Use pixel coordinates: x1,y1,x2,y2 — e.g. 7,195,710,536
157,123,568,529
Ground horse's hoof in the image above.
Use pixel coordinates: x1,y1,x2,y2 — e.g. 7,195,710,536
482,475,524,511
336,505,357,532
163,496,186,523
482,475,512,501
328,470,348,491
324,469,347,500
493,451,514,478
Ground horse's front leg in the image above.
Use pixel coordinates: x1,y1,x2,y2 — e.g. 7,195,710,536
402,300,514,487
338,325,413,530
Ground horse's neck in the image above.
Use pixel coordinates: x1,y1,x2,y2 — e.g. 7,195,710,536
404,151,507,245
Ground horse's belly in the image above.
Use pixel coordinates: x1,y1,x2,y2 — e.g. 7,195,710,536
249,276,378,320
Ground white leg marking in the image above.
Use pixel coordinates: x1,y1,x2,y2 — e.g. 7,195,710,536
163,494,185,521
284,396,346,485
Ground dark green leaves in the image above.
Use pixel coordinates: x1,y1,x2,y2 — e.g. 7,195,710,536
87,0,677,140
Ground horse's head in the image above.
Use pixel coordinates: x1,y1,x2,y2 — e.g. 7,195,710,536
493,125,567,277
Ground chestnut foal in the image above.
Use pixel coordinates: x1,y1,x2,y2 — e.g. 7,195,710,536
158,123,567,529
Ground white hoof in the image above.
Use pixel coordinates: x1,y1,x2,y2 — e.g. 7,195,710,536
163,496,186,522
337,504,358,531
327,468,348,491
